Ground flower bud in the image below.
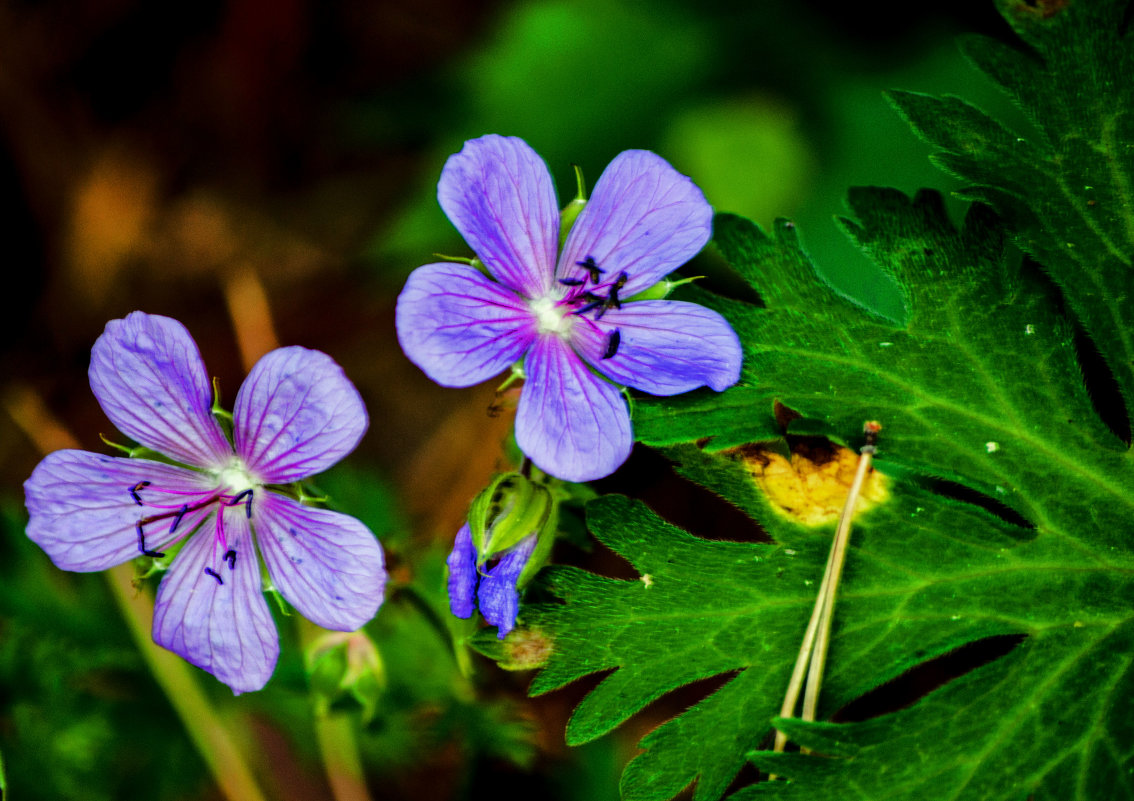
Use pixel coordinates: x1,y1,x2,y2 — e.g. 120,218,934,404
306,630,386,720
467,473,553,565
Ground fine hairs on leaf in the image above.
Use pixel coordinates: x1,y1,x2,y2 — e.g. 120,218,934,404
521,2,1134,799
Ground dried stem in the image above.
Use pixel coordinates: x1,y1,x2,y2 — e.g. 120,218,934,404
772,422,880,762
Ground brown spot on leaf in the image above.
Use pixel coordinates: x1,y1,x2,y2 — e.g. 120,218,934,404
499,627,553,671
729,437,888,526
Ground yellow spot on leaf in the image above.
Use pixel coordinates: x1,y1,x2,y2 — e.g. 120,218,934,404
731,438,889,527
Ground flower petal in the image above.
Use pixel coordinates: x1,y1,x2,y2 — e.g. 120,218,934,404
559,150,713,296
254,493,386,631
478,535,537,639
396,262,537,387
437,135,559,298
24,450,218,571
152,509,279,694
515,335,632,482
89,312,233,469
573,300,743,395
233,347,367,483
446,523,478,619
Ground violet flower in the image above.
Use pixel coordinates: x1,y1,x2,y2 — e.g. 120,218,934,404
24,312,386,694
396,134,742,483
446,523,536,639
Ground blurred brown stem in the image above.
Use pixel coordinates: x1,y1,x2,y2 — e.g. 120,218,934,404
222,266,375,801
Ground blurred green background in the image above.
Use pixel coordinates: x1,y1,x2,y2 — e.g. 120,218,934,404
0,1,1025,799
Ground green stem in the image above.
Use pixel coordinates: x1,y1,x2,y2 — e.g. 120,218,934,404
313,712,372,801
298,618,375,801
105,565,269,801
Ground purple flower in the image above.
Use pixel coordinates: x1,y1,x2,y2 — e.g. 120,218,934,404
396,135,743,482
24,312,386,694
446,523,536,639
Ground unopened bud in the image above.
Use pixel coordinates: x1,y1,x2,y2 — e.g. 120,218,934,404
306,630,385,720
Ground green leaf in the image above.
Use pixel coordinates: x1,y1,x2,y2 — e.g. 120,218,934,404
886,0,1134,422
526,180,1134,800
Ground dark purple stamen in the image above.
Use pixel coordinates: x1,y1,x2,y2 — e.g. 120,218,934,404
572,291,605,317
594,272,628,320
168,504,188,534
229,488,253,518
136,521,165,558
224,549,237,570
204,567,224,585
558,277,585,286
129,480,151,506
602,329,621,360
576,256,604,283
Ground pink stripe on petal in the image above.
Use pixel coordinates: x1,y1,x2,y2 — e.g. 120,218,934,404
438,135,559,298
396,262,537,387
153,510,278,694
24,450,217,572
89,312,233,469
234,347,367,484
559,150,712,297
254,493,386,632
516,335,632,482
574,300,743,395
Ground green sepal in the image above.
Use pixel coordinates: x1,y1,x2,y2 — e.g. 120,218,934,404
559,164,588,245
307,639,348,716
468,473,553,563
626,274,703,302
264,585,292,618
131,536,186,581
99,435,168,463
515,503,557,589
433,253,489,278
209,376,235,443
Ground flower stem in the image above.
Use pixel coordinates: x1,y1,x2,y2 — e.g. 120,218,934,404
772,422,880,762
297,619,375,801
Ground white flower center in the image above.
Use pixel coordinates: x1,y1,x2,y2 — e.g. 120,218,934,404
216,458,259,494
530,295,574,337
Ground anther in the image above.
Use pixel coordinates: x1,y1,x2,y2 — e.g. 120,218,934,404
558,277,585,287
135,521,165,558
224,549,237,570
572,291,605,317
602,329,621,360
229,489,254,518
204,567,224,585
577,256,604,283
594,272,628,320
168,504,188,534
129,480,151,506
